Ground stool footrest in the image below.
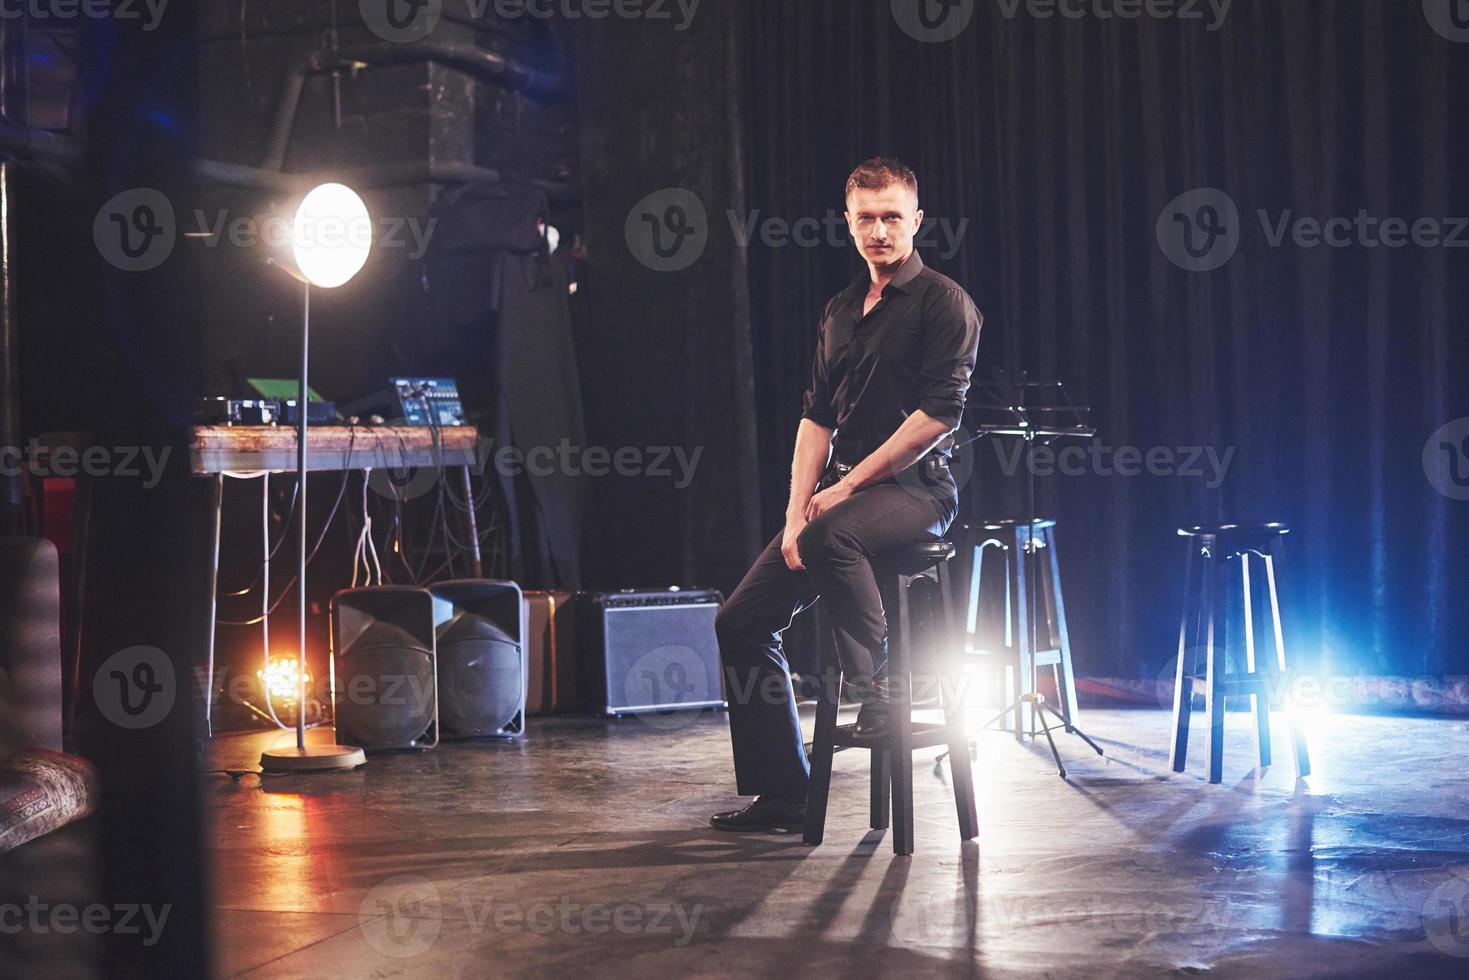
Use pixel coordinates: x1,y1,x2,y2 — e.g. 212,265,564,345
1186,673,1271,696
832,720,955,751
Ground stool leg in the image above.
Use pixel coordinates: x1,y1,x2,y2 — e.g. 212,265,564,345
1045,525,1081,728
870,750,891,829
1169,545,1198,773
1265,552,1311,778
937,560,979,841
890,574,915,856
1011,530,1033,741
1204,551,1226,785
803,663,840,846
1241,554,1272,769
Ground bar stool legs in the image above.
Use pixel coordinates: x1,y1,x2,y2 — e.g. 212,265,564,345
803,543,978,855
1169,524,1310,784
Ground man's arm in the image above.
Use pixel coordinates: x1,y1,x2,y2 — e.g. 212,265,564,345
782,418,833,570
811,410,949,507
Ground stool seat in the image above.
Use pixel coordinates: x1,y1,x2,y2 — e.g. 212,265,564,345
965,518,1057,533
1177,522,1290,537
878,539,956,575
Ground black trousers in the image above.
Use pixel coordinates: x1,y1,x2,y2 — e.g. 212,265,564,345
716,460,959,799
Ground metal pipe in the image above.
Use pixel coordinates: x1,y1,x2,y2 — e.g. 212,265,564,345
263,42,568,173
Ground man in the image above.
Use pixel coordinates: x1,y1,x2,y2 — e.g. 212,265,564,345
711,158,982,831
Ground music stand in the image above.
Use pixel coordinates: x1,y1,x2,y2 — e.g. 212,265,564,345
943,372,1104,777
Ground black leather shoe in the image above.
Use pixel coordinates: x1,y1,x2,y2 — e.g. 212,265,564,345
710,795,807,832
853,674,893,739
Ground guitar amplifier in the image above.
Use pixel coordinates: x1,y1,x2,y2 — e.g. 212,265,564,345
579,588,725,717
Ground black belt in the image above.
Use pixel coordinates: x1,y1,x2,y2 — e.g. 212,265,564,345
827,454,950,483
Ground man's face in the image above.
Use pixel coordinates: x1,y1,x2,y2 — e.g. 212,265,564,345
845,184,923,269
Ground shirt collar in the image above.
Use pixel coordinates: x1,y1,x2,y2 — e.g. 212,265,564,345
842,250,926,306
885,250,925,293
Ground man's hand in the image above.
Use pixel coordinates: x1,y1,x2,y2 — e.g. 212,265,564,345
781,517,807,571
805,480,854,521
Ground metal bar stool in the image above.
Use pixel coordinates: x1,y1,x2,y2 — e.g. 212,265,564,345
803,540,979,856
956,519,1081,740
1169,522,1310,784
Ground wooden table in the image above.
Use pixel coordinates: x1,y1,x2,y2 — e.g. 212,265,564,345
192,424,485,736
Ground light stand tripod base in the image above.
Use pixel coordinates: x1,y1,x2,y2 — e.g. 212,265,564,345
260,744,367,773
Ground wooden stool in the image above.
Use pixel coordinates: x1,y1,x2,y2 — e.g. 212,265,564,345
956,519,1081,740
1169,523,1310,784
803,540,979,856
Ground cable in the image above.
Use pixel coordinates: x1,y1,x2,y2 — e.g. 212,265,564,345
217,427,357,626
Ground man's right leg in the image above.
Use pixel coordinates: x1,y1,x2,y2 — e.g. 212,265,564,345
715,531,819,802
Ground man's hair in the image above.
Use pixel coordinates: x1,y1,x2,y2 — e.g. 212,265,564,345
845,157,919,205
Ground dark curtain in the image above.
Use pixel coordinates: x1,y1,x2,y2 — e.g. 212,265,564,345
572,7,763,593
743,0,1469,679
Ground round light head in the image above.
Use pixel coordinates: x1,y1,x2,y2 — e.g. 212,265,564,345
291,183,372,288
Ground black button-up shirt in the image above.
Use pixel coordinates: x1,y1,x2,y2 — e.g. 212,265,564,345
802,251,983,465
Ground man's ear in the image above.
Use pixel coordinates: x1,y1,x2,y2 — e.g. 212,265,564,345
913,207,925,232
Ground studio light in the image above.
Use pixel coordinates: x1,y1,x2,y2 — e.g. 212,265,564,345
260,182,372,775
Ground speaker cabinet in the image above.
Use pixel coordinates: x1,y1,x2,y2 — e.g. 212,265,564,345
330,586,437,751
429,580,527,739
580,589,725,717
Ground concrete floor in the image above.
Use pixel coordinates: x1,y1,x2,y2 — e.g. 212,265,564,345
204,707,1469,979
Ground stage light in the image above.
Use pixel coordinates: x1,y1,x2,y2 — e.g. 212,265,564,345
259,181,371,774
257,657,311,706
290,182,372,288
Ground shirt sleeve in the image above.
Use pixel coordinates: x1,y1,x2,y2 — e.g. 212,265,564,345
801,305,838,429
917,286,982,431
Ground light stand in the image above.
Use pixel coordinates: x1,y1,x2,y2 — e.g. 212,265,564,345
260,183,372,774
